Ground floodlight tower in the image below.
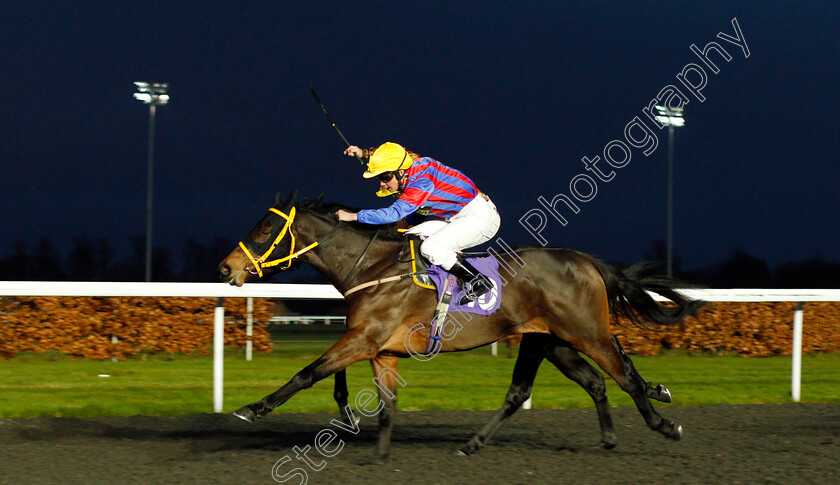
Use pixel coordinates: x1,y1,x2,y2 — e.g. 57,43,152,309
134,82,169,282
654,105,684,278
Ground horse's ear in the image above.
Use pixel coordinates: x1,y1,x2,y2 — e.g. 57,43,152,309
275,190,298,210
282,189,298,210
314,193,325,205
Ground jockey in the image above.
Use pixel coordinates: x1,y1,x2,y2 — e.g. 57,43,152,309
335,142,501,304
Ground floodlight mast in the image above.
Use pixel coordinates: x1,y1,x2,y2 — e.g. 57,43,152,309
134,81,169,282
654,105,685,278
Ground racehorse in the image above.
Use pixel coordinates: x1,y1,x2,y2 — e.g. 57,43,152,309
218,191,703,460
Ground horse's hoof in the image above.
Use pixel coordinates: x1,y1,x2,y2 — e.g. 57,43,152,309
665,423,683,441
233,406,257,423
341,413,361,427
595,440,617,451
658,385,672,403
648,383,672,403
457,442,480,456
655,419,682,441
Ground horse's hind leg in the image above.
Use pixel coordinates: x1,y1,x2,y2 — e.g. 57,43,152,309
542,341,617,450
613,336,673,404
459,333,545,456
333,369,360,426
583,335,682,441
370,353,401,462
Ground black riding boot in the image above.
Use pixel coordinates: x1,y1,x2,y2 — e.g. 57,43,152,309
449,257,493,305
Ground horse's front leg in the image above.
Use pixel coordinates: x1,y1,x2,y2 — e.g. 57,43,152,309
234,329,379,422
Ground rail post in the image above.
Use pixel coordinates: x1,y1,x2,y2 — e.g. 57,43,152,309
246,297,253,361
214,297,225,412
791,302,803,402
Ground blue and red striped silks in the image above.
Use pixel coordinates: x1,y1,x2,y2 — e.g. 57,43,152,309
357,157,479,225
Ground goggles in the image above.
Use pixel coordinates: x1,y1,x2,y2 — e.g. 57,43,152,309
377,171,397,183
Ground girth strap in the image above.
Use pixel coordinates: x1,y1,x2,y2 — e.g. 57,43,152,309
343,272,418,297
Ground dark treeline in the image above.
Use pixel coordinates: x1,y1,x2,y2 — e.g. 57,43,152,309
0,237,838,288
0,236,237,282
642,241,840,289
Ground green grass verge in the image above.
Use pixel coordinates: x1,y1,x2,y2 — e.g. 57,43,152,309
1,343,838,418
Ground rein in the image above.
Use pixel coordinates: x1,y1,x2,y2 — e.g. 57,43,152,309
343,239,418,296
341,228,382,288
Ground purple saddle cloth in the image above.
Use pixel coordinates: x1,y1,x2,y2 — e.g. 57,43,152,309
425,256,502,315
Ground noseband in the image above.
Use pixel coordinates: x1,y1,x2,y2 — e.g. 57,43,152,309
238,206,341,277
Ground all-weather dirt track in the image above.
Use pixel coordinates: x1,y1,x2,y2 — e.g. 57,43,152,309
1,404,837,485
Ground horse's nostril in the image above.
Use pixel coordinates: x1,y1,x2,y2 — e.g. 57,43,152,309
219,264,230,277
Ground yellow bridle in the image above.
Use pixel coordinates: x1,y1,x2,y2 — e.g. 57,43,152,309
237,207,321,277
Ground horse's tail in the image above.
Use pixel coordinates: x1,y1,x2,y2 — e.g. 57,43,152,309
586,257,706,328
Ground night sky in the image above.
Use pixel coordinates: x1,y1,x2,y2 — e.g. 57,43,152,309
3,2,839,275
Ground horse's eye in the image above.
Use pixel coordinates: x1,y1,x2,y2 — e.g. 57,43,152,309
259,221,272,235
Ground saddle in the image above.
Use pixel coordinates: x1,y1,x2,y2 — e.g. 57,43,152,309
404,233,502,357
405,234,491,291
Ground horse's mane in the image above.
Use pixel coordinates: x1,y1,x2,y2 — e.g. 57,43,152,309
296,197,407,241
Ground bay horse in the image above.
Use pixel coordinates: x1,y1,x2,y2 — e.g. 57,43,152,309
218,191,703,459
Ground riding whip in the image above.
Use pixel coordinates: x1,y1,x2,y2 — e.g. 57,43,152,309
309,86,365,166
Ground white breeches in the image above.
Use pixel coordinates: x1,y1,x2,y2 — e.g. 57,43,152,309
405,194,501,270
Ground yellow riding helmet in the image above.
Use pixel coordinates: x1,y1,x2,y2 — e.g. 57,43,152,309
362,142,414,178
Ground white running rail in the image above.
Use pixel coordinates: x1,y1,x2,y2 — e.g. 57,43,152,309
3,282,839,411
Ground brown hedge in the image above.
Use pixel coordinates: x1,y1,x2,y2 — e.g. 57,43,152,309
0,297,273,359
501,302,839,357
2,298,838,359
611,302,840,356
